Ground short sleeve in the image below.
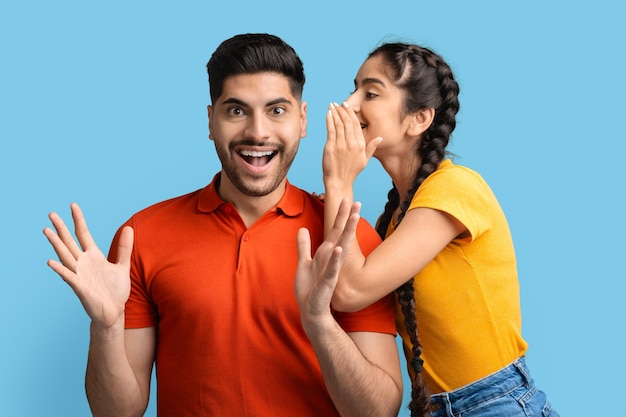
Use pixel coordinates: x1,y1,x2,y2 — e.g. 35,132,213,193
108,217,157,329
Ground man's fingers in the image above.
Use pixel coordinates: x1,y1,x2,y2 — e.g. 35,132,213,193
294,227,313,300
326,199,360,249
322,246,343,284
46,258,78,288
326,199,352,244
310,245,342,311
115,226,134,268
349,201,362,218
70,203,98,251
43,225,78,272
296,227,313,262
335,205,360,260
48,211,82,260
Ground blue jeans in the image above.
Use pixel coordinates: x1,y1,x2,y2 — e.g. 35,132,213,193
429,357,559,417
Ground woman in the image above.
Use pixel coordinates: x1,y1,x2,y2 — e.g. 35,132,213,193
320,42,560,417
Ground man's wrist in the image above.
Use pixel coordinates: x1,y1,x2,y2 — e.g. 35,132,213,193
301,313,339,340
90,315,126,340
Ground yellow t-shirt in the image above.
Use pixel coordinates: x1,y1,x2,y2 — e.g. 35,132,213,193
392,159,528,394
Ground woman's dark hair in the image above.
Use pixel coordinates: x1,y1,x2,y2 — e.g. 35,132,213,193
371,42,460,417
206,33,305,103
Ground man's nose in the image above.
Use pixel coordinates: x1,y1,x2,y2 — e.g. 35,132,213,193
243,113,270,141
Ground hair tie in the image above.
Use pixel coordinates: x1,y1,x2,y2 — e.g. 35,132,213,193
412,356,424,374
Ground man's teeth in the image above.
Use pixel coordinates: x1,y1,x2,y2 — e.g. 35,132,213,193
240,150,275,157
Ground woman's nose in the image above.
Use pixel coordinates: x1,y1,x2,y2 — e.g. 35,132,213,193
344,94,359,112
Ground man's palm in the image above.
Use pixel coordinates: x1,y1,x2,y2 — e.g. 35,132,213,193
44,203,133,328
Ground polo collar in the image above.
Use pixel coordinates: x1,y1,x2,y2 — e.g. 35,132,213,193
197,172,304,217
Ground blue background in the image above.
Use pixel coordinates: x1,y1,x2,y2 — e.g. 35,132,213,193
1,1,624,416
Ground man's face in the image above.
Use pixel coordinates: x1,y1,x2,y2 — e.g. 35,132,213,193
208,72,307,200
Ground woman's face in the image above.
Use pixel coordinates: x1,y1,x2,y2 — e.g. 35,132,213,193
344,55,415,157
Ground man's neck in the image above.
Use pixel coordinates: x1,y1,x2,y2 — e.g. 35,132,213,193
217,174,287,228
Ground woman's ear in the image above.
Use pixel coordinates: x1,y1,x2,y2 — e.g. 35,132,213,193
407,108,435,137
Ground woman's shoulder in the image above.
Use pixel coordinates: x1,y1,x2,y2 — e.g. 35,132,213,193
427,159,487,188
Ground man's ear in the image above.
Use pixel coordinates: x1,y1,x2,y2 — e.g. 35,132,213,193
300,101,308,138
407,107,435,137
207,105,214,140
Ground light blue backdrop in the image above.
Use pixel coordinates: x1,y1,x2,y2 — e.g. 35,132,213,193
1,1,624,416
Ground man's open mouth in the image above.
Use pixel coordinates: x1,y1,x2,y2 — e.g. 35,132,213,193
239,149,277,166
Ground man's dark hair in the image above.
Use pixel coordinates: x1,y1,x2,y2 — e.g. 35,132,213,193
206,33,305,103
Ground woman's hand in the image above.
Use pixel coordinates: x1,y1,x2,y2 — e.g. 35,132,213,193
323,102,381,188
311,191,325,202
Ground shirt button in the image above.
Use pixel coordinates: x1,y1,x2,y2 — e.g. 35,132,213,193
243,234,249,242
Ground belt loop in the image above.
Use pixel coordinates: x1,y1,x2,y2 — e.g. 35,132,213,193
429,393,454,417
513,357,532,387
443,393,454,417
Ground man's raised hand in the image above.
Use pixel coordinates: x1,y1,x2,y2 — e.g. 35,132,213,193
43,203,133,329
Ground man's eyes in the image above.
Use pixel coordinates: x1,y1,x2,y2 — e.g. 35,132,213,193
225,106,286,116
227,107,244,116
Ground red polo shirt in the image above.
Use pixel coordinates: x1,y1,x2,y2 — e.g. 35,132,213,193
109,175,396,416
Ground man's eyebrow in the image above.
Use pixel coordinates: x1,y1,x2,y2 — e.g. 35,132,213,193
267,97,293,106
220,97,294,107
221,97,248,107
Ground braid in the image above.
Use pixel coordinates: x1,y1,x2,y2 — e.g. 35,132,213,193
398,46,460,221
374,186,400,240
375,187,430,416
369,42,461,417
396,279,430,416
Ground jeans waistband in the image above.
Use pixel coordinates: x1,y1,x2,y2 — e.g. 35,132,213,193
430,356,532,413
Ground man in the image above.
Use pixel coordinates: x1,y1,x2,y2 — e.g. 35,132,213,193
44,33,402,417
